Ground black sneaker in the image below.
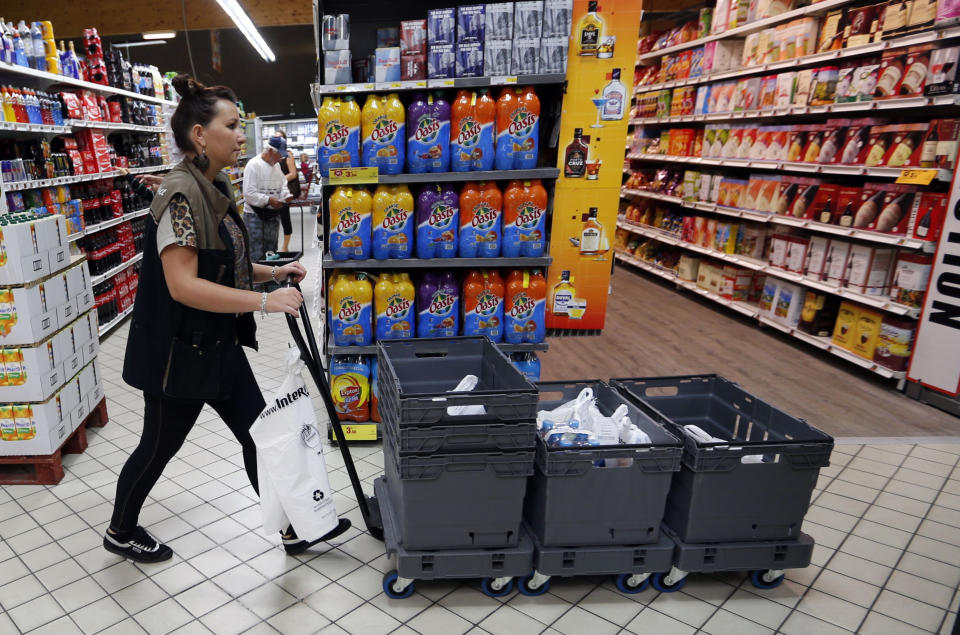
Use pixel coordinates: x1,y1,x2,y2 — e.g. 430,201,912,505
103,526,173,563
282,518,352,555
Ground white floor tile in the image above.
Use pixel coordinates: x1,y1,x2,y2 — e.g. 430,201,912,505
266,602,331,634
70,595,129,634
199,600,262,633
479,604,550,635
134,597,194,633
778,610,854,635
303,582,364,622
648,590,717,629
795,588,868,631
29,614,83,635
111,577,169,614
624,608,697,635
274,563,332,600
7,593,65,632
701,608,774,635
175,579,232,618
240,581,299,619
0,573,46,609
336,603,404,635
872,589,948,632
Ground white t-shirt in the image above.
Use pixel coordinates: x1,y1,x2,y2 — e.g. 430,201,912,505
243,153,290,210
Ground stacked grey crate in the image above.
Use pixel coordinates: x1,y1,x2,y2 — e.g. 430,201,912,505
377,337,538,550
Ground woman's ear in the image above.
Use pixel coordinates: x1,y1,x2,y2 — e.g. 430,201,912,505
190,123,205,153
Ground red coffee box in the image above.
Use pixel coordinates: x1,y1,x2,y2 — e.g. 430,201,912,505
401,54,426,80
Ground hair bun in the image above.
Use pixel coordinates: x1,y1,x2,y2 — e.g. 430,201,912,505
172,74,206,99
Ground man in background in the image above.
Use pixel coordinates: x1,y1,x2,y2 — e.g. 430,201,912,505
243,135,290,287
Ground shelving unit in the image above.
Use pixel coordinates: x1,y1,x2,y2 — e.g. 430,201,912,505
326,333,549,356
69,208,151,243
324,255,553,270
0,61,177,106
98,304,134,338
91,252,143,287
2,164,173,192
310,74,566,103
622,1,949,390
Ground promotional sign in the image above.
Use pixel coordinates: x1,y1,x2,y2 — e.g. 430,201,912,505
907,174,960,395
546,0,641,330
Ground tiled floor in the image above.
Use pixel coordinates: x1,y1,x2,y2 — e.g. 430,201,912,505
2,223,960,634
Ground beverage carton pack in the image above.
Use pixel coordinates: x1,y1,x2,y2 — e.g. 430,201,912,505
515,1,544,38
458,5,486,43
456,42,484,77
324,50,352,84
485,2,515,40
512,38,540,75
428,8,456,45
428,44,456,78
543,0,573,37
485,40,513,75
401,54,426,80
375,47,401,83
401,20,427,56
540,37,568,73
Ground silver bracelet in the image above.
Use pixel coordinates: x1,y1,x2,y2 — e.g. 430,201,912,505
259,291,268,317
270,265,280,283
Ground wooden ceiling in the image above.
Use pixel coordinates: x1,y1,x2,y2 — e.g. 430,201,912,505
1,0,314,38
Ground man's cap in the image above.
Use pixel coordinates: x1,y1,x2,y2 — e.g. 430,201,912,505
266,136,286,155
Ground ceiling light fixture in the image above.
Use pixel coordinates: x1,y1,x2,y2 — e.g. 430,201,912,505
143,31,176,40
115,41,169,48
214,0,276,62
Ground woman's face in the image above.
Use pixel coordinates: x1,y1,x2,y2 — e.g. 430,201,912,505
193,99,245,169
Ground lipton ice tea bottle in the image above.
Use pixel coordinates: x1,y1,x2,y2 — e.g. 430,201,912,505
330,355,370,422
329,186,372,260
459,181,502,258
503,179,548,257
505,269,546,344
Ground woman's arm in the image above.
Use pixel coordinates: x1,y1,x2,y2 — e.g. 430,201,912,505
284,155,297,182
162,246,303,316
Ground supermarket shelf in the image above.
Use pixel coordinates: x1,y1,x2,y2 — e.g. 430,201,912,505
636,23,960,84
70,208,151,242
619,187,936,251
311,73,565,101
326,334,548,356
636,0,856,64
2,164,172,191
617,218,920,317
757,315,905,379
0,121,71,136
98,304,134,338
65,119,165,133
321,167,561,186
0,61,177,106
629,95,960,126
324,255,552,270
614,250,907,379
90,252,143,287
623,154,952,182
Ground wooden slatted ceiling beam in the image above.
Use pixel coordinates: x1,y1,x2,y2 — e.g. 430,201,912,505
0,0,314,38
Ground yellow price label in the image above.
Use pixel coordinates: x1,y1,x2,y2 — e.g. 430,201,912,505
896,168,938,185
342,423,378,441
335,85,348,91
328,166,379,184
506,76,518,84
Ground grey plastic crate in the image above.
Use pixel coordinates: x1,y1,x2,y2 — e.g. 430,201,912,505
611,375,834,544
382,413,536,455
523,381,682,547
528,523,676,577
382,434,534,550
664,525,815,573
375,478,535,580
377,337,538,427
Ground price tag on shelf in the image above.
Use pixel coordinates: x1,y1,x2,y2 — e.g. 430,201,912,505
335,85,349,91
413,80,427,88
896,168,938,185
342,423,378,441
328,166,379,184
428,78,456,88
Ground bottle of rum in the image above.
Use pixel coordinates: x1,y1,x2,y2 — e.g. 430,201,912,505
578,1,603,57
838,201,854,227
580,207,603,254
601,69,626,121
551,270,576,316
916,205,931,237
564,127,588,178
818,197,834,224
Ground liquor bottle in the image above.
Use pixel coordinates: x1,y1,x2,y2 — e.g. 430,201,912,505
921,121,938,167
601,69,626,121
818,197,834,224
564,128,588,178
916,206,931,238
838,201,854,227
580,207,603,254
551,270,576,316
577,0,603,57
820,246,833,282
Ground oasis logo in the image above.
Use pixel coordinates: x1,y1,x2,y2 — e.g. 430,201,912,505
475,291,500,316
370,116,399,143
428,204,455,227
517,202,543,229
382,204,409,231
471,203,499,229
324,120,349,148
385,294,412,318
508,108,537,137
429,292,455,315
338,297,363,322
456,117,482,146
414,117,441,143
509,293,536,320
336,209,361,234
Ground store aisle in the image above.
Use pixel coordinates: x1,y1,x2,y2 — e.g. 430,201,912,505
0,214,958,635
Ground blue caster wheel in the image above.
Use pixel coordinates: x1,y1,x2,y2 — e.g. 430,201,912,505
382,571,415,599
614,573,650,594
651,571,687,593
480,577,514,597
518,574,551,596
750,570,785,589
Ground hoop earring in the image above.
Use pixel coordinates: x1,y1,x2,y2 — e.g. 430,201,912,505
193,146,210,172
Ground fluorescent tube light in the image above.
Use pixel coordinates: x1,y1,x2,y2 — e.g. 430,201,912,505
214,0,276,62
143,31,176,40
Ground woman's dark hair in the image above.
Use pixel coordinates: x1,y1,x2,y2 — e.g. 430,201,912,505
170,74,237,154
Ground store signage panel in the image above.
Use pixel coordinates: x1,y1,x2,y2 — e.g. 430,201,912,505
546,0,642,331
908,172,960,395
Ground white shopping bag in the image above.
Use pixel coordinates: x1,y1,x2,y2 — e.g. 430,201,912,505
250,349,339,542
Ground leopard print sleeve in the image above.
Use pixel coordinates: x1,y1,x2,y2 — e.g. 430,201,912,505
167,193,198,248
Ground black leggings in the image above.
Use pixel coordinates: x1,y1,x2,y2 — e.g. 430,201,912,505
110,350,267,533
279,205,292,237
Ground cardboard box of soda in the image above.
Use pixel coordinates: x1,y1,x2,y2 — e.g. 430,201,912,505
0,263,93,346
0,215,71,286
0,397,72,456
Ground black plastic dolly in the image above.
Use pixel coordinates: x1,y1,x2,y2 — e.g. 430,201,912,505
375,477,534,599
519,522,676,596
286,283,384,541
650,525,815,593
